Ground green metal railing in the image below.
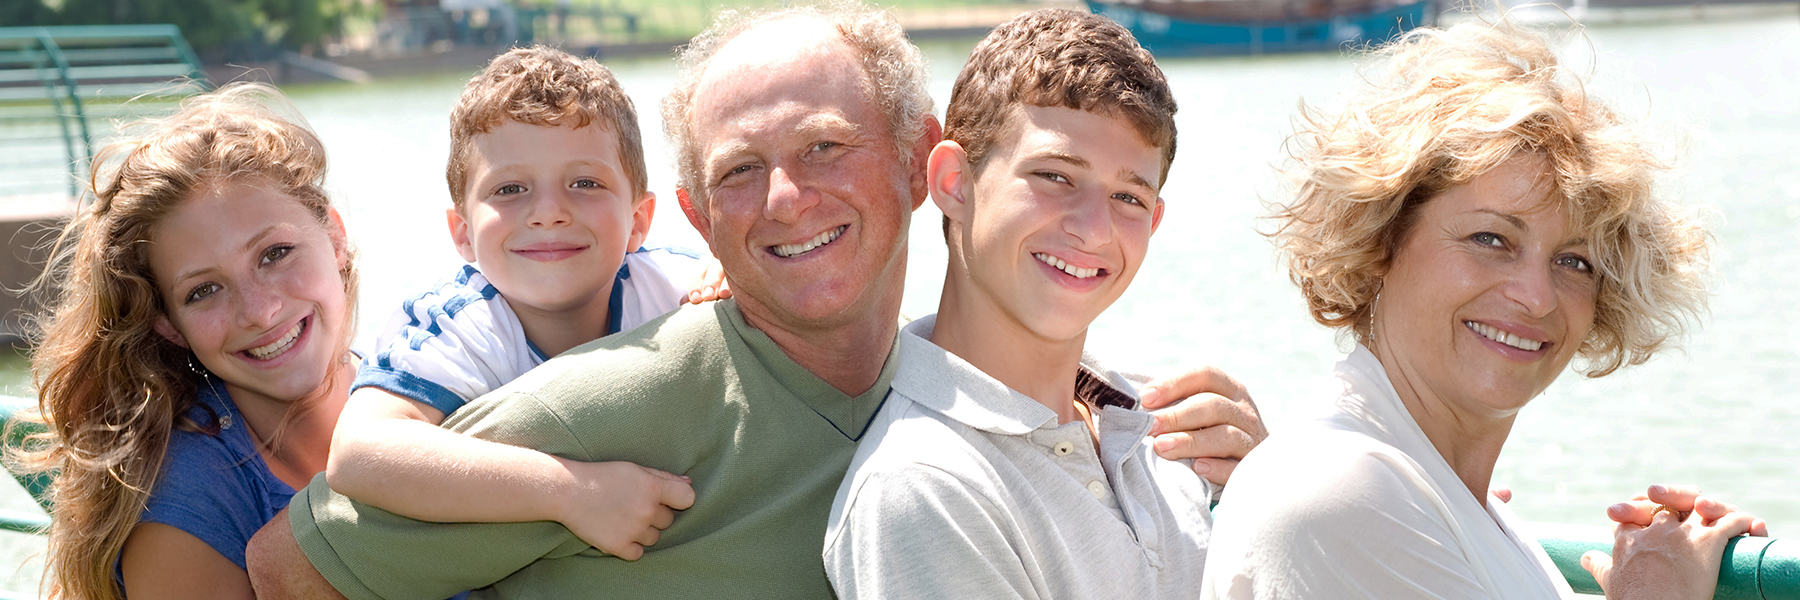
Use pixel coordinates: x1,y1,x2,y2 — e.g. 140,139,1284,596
0,393,1795,597
0,25,208,200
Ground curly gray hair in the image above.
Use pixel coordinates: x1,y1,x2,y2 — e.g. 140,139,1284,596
660,1,933,208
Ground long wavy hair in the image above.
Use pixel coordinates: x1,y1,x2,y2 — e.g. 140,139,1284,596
7,82,357,600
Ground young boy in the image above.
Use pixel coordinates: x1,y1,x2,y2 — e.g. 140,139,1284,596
823,9,1214,597
325,46,712,560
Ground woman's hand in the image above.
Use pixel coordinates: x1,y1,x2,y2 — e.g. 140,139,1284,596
1581,484,1768,599
1139,365,1268,486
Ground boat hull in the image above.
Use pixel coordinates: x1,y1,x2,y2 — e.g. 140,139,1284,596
1088,0,1432,55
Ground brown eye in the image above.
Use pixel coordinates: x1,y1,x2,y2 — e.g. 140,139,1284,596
185,282,221,305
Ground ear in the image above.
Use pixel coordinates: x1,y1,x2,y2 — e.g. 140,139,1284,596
153,315,189,349
928,140,973,231
627,191,656,252
907,115,945,211
325,206,351,267
677,188,711,241
447,207,477,263
1149,196,1166,235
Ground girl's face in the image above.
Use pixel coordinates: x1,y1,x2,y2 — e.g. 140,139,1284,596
148,180,352,408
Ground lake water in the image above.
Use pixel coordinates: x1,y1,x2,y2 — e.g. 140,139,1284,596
2,13,1798,595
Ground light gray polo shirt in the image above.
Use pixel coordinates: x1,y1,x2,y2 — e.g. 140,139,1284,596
823,315,1216,599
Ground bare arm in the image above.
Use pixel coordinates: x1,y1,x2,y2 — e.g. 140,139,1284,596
246,510,350,600
325,387,694,558
120,523,255,600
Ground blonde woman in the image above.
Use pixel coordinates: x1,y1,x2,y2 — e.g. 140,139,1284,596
14,83,357,599
1201,22,1762,599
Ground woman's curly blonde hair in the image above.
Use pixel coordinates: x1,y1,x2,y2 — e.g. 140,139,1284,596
1272,21,1709,377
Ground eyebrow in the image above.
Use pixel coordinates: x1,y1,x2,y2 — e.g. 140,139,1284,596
793,114,861,139
1476,209,1528,230
1025,150,1159,192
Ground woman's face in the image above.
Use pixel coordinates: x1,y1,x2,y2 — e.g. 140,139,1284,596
1372,154,1597,418
148,180,351,407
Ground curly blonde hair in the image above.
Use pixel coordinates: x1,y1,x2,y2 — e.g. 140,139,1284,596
1272,21,1709,377
446,45,646,209
9,82,357,600
660,0,932,209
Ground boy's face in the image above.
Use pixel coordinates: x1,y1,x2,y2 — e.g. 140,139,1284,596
935,104,1164,343
451,120,653,318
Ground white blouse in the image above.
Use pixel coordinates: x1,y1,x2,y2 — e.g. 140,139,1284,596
1201,345,1575,599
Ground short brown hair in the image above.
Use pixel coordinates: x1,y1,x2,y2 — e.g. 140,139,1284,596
945,9,1177,185
446,46,646,208
1272,22,1710,377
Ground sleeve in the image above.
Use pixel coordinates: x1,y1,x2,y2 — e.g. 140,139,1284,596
614,246,709,332
1202,434,1492,600
353,289,534,417
139,432,267,570
824,463,1041,600
288,392,591,600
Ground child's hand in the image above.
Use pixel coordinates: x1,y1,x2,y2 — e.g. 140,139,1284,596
556,460,696,560
684,259,733,304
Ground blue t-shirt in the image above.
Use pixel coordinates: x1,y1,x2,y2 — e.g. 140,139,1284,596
138,380,295,570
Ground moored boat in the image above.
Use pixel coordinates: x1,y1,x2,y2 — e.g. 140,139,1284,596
1088,0,1434,55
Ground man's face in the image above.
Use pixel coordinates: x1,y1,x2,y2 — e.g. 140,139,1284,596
679,18,925,336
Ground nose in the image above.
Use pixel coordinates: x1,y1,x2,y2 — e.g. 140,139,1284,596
528,187,572,228
1503,261,1558,319
763,165,819,224
1062,194,1113,249
234,283,283,330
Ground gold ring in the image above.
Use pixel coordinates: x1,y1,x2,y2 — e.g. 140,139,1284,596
1652,504,1678,520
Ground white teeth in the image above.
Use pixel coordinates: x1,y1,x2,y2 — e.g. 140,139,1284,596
1033,253,1100,279
773,226,846,258
1466,321,1544,352
247,321,303,360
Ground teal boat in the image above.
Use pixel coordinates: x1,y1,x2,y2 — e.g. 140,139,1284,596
1088,0,1433,55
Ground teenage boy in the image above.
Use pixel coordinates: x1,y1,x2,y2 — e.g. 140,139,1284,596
824,9,1214,597
324,46,706,560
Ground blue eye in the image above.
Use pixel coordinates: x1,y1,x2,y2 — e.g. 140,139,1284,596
1471,232,1504,247
1557,254,1594,274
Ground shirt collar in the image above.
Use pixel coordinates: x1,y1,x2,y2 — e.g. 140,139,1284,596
892,314,1142,436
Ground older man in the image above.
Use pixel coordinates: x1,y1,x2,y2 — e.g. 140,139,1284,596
249,5,1262,599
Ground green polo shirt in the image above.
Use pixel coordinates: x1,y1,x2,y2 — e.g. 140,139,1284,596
290,300,897,599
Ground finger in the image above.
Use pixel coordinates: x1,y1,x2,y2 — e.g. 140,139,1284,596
635,524,663,548
657,472,697,510
1751,518,1769,537
1646,484,1703,512
614,542,645,562
651,505,676,530
1692,496,1745,526
1152,426,1256,463
1607,500,1664,527
717,286,732,299
1139,366,1247,410
1150,393,1254,437
1581,550,1614,592
1490,485,1512,504
1708,511,1760,540
1191,457,1237,487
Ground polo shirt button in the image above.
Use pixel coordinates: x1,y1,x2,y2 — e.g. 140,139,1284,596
1088,481,1106,499
1053,441,1075,456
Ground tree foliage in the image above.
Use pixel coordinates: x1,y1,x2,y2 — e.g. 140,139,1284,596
0,0,365,53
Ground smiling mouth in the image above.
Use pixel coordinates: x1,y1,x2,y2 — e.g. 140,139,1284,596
772,225,846,258
246,319,305,360
1034,253,1105,279
1465,321,1546,352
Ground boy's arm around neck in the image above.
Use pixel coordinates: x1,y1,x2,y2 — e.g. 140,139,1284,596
324,386,696,559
